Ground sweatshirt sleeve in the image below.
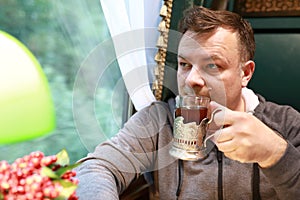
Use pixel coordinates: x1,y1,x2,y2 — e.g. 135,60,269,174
75,159,120,200
255,99,300,199
261,141,300,199
259,104,300,199
75,102,172,199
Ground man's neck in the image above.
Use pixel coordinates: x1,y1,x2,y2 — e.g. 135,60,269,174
241,87,259,113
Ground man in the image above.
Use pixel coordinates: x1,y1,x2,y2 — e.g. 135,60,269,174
75,6,300,199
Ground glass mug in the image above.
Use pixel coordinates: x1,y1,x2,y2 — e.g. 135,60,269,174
169,95,219,161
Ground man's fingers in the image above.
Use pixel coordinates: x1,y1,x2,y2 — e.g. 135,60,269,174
215,139,237,153
209,101,234,126
214,129,234,143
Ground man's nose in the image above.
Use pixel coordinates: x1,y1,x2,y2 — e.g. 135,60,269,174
185,67,205,88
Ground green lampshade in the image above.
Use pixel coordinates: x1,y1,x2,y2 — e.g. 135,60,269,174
0,30,55,144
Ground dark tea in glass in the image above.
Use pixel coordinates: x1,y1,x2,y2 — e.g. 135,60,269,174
170,95,210,161
175,107,208,125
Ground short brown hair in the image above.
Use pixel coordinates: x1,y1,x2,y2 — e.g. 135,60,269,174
179,6,255,61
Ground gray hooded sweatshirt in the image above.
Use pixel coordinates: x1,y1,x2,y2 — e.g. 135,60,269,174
75,94,300,199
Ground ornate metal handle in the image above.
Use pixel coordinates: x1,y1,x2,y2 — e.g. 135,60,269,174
199,108,223,148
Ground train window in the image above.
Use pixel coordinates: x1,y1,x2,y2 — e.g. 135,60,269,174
0,1,127,162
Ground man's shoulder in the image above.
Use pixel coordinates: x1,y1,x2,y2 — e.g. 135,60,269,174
129,100,173,124
254,94,300,135
255,94,299,115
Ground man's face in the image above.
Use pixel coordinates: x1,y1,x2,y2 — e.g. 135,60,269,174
177,27,246,111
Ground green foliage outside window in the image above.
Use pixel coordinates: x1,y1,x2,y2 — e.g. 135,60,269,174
0,0,125,163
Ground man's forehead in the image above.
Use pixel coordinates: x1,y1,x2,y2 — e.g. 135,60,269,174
178,36,210,59
179,32,203,47
178,31,210,55
178,29,236,64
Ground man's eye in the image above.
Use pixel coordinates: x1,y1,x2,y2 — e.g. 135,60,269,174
179,62,191,69
206,63,218,69
202,63,220,75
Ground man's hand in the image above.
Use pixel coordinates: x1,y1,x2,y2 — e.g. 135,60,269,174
209,101,287,168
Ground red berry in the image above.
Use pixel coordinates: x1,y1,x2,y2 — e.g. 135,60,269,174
0,150,79,199
0,161,10,173
41,156,57,167
30,151,44,159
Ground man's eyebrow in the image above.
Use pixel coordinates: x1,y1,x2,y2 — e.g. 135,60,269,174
177,54,185,59
178,53,229,65
210,54,230,65
202,56,214,61
210,55,221,60
178,54,213,63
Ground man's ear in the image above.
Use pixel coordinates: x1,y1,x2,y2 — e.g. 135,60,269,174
241,60,255,87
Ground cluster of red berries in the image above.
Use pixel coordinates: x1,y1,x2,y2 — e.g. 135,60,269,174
0,151,79,200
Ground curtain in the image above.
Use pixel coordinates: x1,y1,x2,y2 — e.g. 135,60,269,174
99,0,163,111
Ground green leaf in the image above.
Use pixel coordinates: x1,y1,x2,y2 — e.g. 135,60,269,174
56,149,70,166
56,162,81,177
54,179,77,198
41,166,59,179
53,197,65,200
